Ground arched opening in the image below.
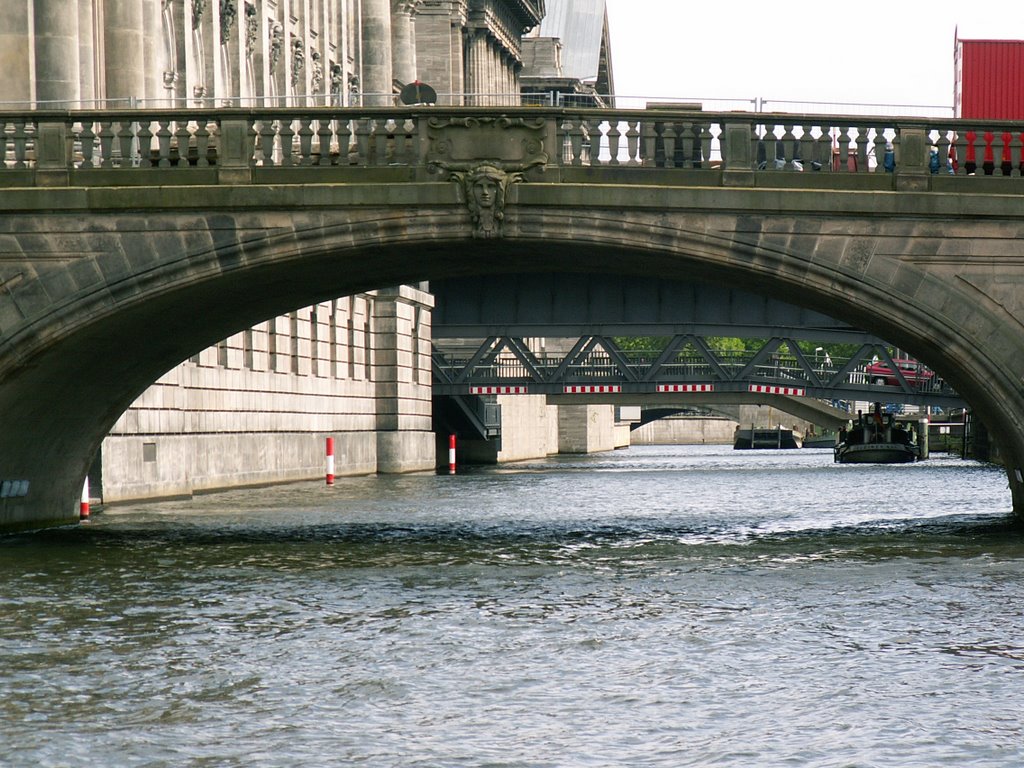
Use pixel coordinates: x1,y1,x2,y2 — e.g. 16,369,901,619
2,208,1023,529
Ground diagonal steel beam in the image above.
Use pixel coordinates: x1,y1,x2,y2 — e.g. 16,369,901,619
453,336,501,383
734,337,784,380
503,337,548,382
592,336,641,382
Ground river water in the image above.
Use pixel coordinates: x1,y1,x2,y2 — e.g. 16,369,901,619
2,445,1023,767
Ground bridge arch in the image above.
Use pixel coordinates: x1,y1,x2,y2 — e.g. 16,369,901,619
2,199,1023,528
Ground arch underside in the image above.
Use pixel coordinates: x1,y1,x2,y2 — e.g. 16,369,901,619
2,204,1023,527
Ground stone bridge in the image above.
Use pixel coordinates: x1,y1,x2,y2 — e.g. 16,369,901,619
3,105,1024,529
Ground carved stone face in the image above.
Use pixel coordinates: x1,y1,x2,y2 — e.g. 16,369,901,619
472,176,498,208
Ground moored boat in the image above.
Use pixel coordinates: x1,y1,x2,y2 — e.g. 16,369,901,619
834,404,921,464
734,425,801,450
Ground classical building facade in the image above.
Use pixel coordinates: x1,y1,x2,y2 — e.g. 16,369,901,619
0,0,544,108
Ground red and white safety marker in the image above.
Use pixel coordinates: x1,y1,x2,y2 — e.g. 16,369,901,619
469,385,529,395
448,434,457,474
325,436,335,485
748,384,805,397
657,384,714,393
79,477,90,521
563,385,621,394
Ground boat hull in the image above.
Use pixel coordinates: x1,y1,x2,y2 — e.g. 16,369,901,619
834,442,918,464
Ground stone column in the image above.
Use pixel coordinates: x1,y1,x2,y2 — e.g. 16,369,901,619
360,0,393,105
412,3,453,102
105,0,147,104
34,0,81,106
78,0,97,104
145,0,169,105
390,0,417,86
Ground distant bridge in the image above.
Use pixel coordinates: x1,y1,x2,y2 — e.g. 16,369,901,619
3,105,1024,528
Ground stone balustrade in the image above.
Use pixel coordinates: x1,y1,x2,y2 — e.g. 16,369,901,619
2,107,1023,183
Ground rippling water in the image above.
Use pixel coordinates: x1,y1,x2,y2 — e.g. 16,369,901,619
3,445,1024,767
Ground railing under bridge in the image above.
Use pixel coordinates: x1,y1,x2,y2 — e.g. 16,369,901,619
432,335,965,411
4,106,1024,182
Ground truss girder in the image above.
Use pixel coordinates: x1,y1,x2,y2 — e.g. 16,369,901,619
432,334,964,408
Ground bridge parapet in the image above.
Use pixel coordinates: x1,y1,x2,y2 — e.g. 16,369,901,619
3,107,1023,187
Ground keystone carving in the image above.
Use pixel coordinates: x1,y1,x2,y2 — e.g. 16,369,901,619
426,116,549,238
444,164,520,239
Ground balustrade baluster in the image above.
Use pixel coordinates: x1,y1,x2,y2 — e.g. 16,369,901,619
584,118,601,166
173,121,192,167
1010,133,1022,177
764,128,779,171
748,127,761,171
255,120,275,166
11,120,28,169
679,122,696,169
661,123,676,168
297,117,314,165
799,124,815,172
835,126,852,173
388,119,403,165
278,119,295,166
781,124,798,171
855,125,869,173
156,120,172,167
606,120,621,166
872,128,888,173
935,130,953,175
0,122,9,169
373,120,391,166
567,118,584,166
400,118,417,165
315,119,333,165
115,121,135,168
77,122,96,169
991,132,1007,175
137,121,153,167
336,119,353,165
196,121,213,167
354,118,372,165
640,120,657,168
698,123,712,169
814,128,832,173
970,129,986,175
953,131,969,175
625,120,640,166
96,121,114,168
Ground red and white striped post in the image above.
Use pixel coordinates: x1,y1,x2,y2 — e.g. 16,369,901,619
448,434,456,475
325,437,335,485
79,477,90,521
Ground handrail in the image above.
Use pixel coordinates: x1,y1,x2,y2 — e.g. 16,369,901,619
3,106,1022,182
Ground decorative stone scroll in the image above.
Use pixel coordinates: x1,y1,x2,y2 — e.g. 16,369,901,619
426,116,549,238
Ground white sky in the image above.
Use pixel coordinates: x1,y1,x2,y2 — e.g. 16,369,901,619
604,0,1024,111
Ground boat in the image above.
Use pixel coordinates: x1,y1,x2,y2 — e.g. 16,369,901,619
834,404,921,464
802,431,839,449
734,425,801,450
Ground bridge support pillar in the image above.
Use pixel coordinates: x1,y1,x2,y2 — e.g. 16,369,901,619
372,286,436,473
558,404,616,455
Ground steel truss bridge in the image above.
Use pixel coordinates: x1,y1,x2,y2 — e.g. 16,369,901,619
432,334,964,410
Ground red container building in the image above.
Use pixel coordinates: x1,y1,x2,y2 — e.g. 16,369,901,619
955,34,1024,119
953,32,1024,171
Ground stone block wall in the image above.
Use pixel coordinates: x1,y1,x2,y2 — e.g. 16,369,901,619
99,288,435,502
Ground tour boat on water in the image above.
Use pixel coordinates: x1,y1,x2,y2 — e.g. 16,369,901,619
834,404,922,464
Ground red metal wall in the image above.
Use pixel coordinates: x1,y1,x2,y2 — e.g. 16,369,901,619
956,39,1024,119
